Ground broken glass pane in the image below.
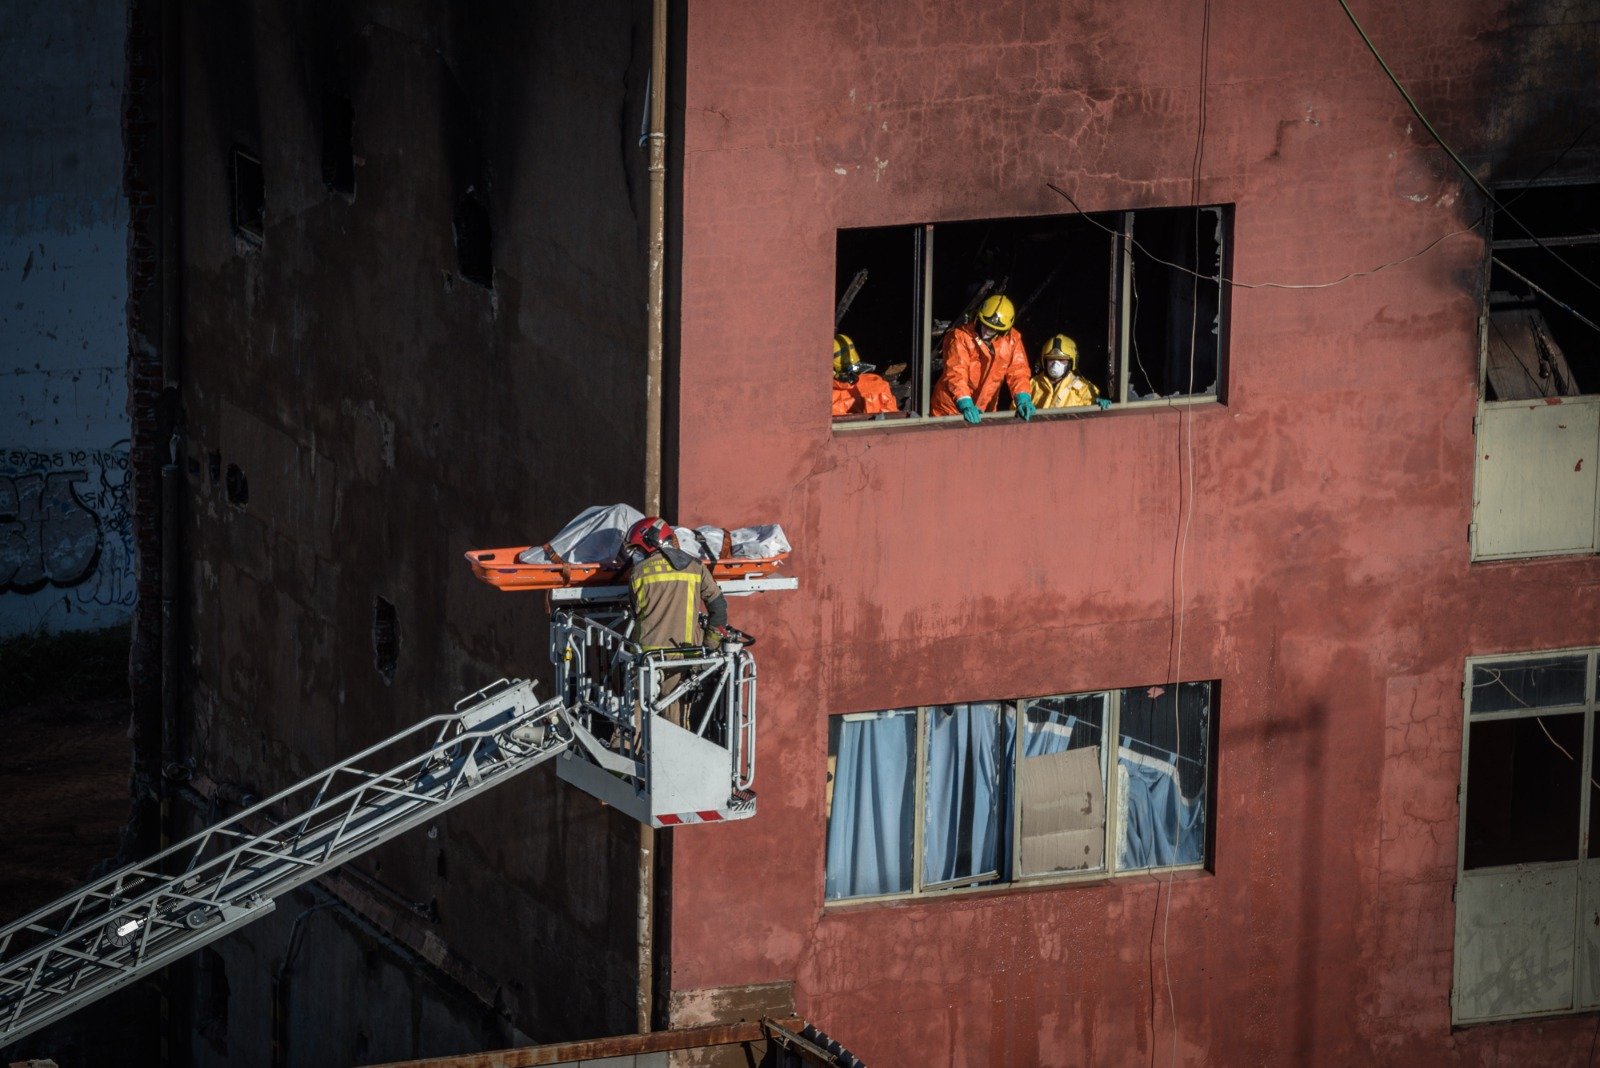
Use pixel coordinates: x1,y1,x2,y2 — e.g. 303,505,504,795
1471,655,1589,714
1464,713,1584,869
1116,682,1210,871
1127,206,1225,399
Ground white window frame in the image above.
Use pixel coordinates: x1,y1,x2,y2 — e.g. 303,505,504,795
1454,645,1600,1024
823,685,1213,907
1470,179,1600,561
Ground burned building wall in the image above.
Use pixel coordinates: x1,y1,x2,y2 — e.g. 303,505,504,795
172,1,653,1060
666,0,1600,1064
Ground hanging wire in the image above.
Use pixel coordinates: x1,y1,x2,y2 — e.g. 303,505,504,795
1049,181,1480,291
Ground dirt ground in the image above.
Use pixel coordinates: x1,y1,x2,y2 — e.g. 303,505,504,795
0,695,133,920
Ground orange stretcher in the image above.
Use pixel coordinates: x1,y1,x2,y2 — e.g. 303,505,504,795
465,544,789,592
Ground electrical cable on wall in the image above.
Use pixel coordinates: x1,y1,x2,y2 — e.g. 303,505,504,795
1335,0,1600,298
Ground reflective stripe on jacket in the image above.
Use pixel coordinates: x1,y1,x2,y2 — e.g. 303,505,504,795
930,323,1031,415
627,552,724,651
832,373,900,416
1029,371,1101,409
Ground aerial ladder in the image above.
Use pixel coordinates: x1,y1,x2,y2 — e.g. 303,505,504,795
0,575,792,1047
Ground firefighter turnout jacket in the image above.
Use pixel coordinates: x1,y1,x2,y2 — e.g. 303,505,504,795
627,546,727,651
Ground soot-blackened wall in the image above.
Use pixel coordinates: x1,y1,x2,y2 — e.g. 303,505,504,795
175,2,652,1059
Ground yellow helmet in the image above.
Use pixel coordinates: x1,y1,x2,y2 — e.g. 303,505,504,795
1042,333,1079,371
833,334,872,379
976,294,1015,332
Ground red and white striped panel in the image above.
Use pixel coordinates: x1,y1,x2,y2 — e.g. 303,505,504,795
654,804,756,828
655,810,726,827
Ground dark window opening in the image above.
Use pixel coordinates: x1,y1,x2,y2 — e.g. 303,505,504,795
372,596,398,684
1463,712,1583,869
1484,181,1600,400
832,205,1228,423
208,450,222,485
224,463,248,506
231,148,264,242
320,91,355,196
1128,208,1224,399
453,191,493,287
834,226,923,416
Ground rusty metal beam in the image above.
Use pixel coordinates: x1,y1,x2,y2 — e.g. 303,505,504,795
365,1018,805,1068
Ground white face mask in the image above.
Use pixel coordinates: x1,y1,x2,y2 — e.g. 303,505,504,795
1046,360,1069,380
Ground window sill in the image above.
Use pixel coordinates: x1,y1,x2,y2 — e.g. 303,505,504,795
820,862,1210,914
831,395,1223,434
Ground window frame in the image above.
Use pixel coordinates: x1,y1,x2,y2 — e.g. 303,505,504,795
1453,645,1600,1024
1470,179,1600,561
823,684,1214,907
831,205,1232,432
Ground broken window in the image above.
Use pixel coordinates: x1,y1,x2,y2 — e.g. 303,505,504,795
823,682,1214,903
1453,648,1600,1023
1483,183,1600,401
453,191,493,288
321,91,355,196
1472,182,1600,560
831,206,1229,423
231,148,265,243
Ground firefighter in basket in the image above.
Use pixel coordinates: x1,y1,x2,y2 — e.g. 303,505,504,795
621,516,733,728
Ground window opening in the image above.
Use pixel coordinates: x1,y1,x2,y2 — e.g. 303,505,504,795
224,464,248,506
1453,647,1600,1024
454,190,493,288
372,596,398,685
832,206,1228,423
825,682,1214,902
321,91,355,196
231,148,265,243
1484,182,1600,400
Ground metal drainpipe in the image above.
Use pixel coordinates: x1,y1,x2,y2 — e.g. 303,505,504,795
639,0,668,1037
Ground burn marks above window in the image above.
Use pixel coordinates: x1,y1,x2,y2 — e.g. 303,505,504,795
231,148,265,244
453,191,493,288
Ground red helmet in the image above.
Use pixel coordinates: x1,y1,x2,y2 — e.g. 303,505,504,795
624,516,673,559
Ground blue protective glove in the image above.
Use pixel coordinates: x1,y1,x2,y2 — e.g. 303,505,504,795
1015,393,1036,421
1095,397,1112,411
955,397,982,425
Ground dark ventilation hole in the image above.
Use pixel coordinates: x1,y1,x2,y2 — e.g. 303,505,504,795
224,464,249,506
321,91,355,196
453,191,493,287
372,596,398,685
230,147,265,242
436,848,448,882
208,450,222,484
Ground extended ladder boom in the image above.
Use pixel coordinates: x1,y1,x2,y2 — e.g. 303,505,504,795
0,679,565,1046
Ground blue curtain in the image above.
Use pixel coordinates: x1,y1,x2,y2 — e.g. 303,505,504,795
824,712,915,899
922,704,1013,887
1117,746,1205,870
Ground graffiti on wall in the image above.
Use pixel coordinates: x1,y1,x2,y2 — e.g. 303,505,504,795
0,443,135,610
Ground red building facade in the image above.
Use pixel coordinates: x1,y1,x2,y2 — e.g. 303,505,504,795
665,1,1600,1062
